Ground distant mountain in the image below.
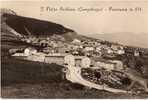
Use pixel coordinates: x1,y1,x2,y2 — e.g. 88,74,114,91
87,33,148,48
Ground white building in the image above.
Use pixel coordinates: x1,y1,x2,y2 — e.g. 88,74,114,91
117,49,125,55
72,39,81,44
71,45,79,50
64,54,75,66
95,61,116,71
84,46,94,51
81,57,91,68
110,60,123,71
111,45,118,51
107,49,114,54
24,47,37,56
134,50,139,56
45,54,66,65
96,46,101,52
27,53,45,62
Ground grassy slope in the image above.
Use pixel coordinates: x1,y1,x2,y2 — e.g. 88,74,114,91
1,57,148,98
1,58,63,86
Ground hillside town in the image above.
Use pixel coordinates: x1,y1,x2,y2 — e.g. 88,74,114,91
9,34,148,92
1,7,148,98
11,34,148,59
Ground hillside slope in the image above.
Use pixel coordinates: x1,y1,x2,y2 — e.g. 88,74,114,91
1,8,78,56
2,13,74,36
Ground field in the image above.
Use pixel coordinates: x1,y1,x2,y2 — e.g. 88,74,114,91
1,57,148,99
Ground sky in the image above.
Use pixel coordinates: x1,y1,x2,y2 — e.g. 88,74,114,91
1,0,148,35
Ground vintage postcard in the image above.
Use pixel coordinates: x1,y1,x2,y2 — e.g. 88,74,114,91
1,0,148,99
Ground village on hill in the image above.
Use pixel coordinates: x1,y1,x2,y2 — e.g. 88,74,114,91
1,8,148,96
11,33,148,59
9,32,148,93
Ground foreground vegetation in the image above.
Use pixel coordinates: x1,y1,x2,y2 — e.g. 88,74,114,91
1,56,148,98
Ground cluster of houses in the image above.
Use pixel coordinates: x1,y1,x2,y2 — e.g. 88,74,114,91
124,46,148,57
24,36,126,57
11,35,148,71
21,34,148,58
12,47,124,72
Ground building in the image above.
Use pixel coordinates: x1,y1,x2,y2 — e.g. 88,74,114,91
71,45,80,50
27,53,45,62
84,46,94,51
110,60,124,71
12,52,45,62
24,47,37,56
96,61,115,71
81,57,91,68
42,47,55,54
9,48,23,54
74,56,91,68
94,58,116,71
107,49,114,54
117,49,125,55
44,53,68,65
134,50,139,56
58,47,69,53
111,45,118,51
64,54,75,66
96,46,101,52
39,40,49,47
49,41,58,48
75,56,83,67
72,39,81,44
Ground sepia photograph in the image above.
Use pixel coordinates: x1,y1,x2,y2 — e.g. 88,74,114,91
1,0,148,99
